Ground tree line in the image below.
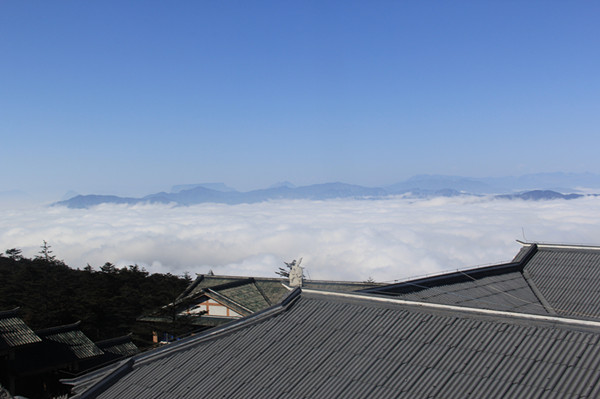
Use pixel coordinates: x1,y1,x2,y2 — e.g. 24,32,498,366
0,243,190,345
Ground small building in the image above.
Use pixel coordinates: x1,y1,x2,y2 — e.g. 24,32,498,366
77,335,140,376
138,274,382,341
0,308,42,394
0,310,139,398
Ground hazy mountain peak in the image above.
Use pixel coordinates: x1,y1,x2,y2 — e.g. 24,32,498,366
388,175,493,194
61,190,80,201
171,183,237,193
269,181,296,189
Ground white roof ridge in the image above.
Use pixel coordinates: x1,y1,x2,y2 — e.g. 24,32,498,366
517,240,600,250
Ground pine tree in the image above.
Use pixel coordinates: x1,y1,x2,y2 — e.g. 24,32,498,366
5,248,23,261
35,240,61,264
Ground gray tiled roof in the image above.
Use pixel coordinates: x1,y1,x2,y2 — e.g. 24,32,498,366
357,244,548,315
12,323,105,376
78,335,141,374
218,282,271,312
65,289,600,399
371,270,547,315
521,244,600,320
254,280,288,304
0,308,41,351
95,335,139,358
176,275,246,301
37,322,104,360
78,335,140,372
143,274,382,326
361,242,600,322
180,274,382,303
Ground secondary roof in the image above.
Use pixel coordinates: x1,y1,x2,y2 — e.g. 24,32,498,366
360,242,600,321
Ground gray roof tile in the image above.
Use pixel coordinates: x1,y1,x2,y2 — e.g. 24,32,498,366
361,243,600,324
37,323,104,360
0,308,41,350
151,274,381,329
523,245,600,320
66,290,600,398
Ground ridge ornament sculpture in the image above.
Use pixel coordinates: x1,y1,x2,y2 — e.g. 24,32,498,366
288,257,303,287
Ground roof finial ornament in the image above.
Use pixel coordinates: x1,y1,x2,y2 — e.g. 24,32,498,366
289,257,303,287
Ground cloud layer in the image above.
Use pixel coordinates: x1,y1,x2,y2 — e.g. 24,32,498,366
2,196,600,282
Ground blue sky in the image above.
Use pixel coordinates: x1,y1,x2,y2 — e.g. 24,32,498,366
1,1,599,198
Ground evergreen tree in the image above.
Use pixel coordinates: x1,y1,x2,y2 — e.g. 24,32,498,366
35,240,56,263
0,254,189,344
5,248,23,261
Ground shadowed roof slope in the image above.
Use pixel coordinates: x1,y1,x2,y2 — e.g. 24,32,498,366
94,335,139,358
65,289,600,399
11,322,105,377
36,322,104,360
0,308,41,351
78,335,140,374
357,245,549,314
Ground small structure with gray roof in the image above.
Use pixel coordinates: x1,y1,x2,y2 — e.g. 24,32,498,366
0,308,43,394
0,312,140,398
0,308,42,354
138,273,382,341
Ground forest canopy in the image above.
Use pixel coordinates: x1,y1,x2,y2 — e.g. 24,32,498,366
0,245,190,344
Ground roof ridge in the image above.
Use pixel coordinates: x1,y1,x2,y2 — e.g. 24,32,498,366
175,275,204,300
36,321,82,336
196,273,283,282
517,240,600,250
206,277,255,291
94,334,134,347
0,307,20,319
358,261,523,294
252,279,274,306
360,245,538,295
194,273,384,286
521,269,556,315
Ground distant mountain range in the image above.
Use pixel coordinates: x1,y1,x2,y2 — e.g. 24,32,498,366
387,172,600,194
495,190,586,201
54,173,600,209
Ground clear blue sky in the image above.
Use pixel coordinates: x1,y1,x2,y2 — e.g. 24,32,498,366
1,1,599,198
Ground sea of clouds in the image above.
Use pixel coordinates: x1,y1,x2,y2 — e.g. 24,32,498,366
2,196,600,282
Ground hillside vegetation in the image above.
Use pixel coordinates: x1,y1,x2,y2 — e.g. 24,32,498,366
0,248,189,344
